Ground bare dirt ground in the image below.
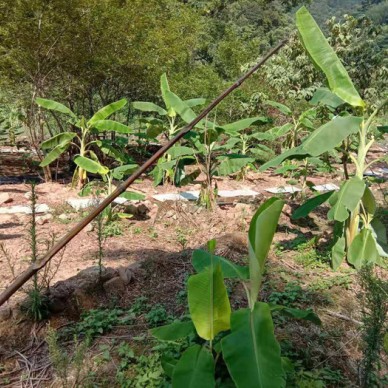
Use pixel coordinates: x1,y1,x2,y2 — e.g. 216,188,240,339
0,148,387,387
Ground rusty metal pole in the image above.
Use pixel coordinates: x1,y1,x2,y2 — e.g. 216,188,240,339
0,40,287,306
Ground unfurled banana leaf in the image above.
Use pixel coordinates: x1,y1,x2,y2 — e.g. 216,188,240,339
302,116,362,156
259,146,309,171
40,144,70,167
221,117,269,135
296,7,364,108
172,345,215,388
36,98,76,118
93,120,132,134
310,88,346,108
74,155,109,175
41,132,77,149
216,155,255,176
221,302,284,388
188,263,231,341
88,98,127,126
132,101,167,116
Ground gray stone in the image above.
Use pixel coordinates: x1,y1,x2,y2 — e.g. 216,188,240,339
0,306,12,321
218,189,259,198
0,193,13,204
118,267,132,285
0,204,50,215
265,186,301,194
85,223,94,232
58,213,71,221
103,276,126,295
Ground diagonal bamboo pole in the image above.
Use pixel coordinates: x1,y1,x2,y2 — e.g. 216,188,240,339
0,40,287,306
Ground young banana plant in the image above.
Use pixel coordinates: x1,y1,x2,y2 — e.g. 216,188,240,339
132,73,206,186
37,98,131,188
151,198,321,387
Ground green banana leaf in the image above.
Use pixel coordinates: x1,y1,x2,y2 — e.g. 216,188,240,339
222,302,284,388
348,229,381,269
310,87,346,108
296,7,364,108
248,199,284,307
41,132,77,149
302,116,362,156
216,155,255,176
40,144,69,167
221,117,269,135
111,164,138,180
172,345,215,388
132,101,167,116
185,98,206,107
188,264,231,341
192,249,249,280
88,98,127,126
332,236,346,270
36,98,76,118
292,191,335,219
93,120,132,134
265,100,292,116
259,146,309,171
151,321,195,341
119,191,145,201
74,155,109,175
327,177,365,222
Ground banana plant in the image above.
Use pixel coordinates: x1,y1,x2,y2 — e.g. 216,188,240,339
37,98,131,188
221,116,273,179
151,199,321,387
132,73,206,185
76,156,144,221
263,101,317,149
261,7,388,269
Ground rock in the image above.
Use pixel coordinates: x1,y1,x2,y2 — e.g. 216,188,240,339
36,213,53,225
103,276,126,296
0,193,13,204
0,306,12,322
124,203,149,218
118,267,132,285
85,223,94,232
24,191,33,200
58,213,71,221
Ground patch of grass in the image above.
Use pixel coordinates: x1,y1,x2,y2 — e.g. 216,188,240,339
103,221,123,237
146,304,172,328
268,281,312,307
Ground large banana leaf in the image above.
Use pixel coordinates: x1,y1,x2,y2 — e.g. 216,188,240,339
327,177,365,222
36,98,76,118
188,264,231,341
216,155,255,176
167,146,196,158
221,302,284,388
248,199,284,307
296,7,364,108
40,144,69,167
332,236,346,270
74,155,109,175
120,191,145,201
41,132,77,149
172,345,215,388
131,101,167,116
93,120,132,134
310,87,346,108
192,249,249,280
302,116,362,156
88,98,127,126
